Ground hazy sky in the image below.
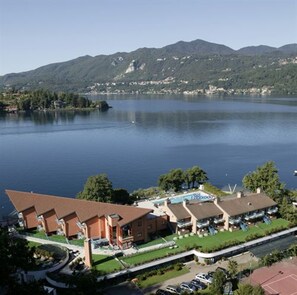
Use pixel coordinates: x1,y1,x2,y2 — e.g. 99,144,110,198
0,0,296,75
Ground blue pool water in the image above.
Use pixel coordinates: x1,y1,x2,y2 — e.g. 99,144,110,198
153,192,214,205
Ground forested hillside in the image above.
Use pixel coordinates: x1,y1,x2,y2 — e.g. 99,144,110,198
1,39,296,95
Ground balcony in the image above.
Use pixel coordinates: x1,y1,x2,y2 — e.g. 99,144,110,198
214,217,225,224
37,215,44,222
76,222,86,229
56,218,64,225
37,224,44,231
229,217,241,224
197,220,210,228
244,211,264,221
177,220,192,228
119,235,134,243
267,207,278,215
56,228,65,236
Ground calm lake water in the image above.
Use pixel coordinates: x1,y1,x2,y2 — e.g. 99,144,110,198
1,95,297,218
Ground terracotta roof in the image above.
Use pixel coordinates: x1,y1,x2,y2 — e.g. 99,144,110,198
167,203,191,220
5,190,152,227
186,202,222,220
217,193,277,216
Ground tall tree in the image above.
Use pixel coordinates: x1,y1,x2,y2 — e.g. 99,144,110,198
77,174,113,202
111,188,133,205
209,269,226,295
0,227,41,292
158,174,171,191
167,168,184,192
228,259,239,279
242,161,284,201
185,166,208,188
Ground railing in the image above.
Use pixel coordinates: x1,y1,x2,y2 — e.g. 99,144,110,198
244,211,264,220
229,217,241,224
177,221,192,228
119,235,134,243
197,220,209,228
267,207,278,214
214,217,224,224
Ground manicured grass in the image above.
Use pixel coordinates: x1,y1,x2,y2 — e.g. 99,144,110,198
173,218,290,251
137,237,166,249
137,267,189,288
122,246,183,266
121,219,289,266
68,239,84,247
92,254,123,274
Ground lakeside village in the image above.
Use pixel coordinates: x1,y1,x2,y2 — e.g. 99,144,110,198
2,162,297,295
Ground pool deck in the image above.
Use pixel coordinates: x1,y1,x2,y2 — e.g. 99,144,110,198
137,190,214,209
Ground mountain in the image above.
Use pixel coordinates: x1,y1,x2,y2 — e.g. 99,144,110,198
161,39,235,55
237,44,297,55
1,39,297,95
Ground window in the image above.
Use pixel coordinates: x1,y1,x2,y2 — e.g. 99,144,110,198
137,232,142,237
137,220,142,227
147,224,152,230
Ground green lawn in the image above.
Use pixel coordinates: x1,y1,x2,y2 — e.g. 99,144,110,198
172,218,289,251
137,237,166,249
68,239,84,247
122,219,289,266
92,254,123,274
138,267,189,289
121,246,183,266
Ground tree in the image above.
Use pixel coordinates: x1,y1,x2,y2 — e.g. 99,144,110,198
0,227,47,293
77,174,113,202
167,168,184,192
228,260,239,279
242,161,285,201
158,174,171,191
235,283,264,295
209,269,227,295
184,166,208,189
111,188,134,205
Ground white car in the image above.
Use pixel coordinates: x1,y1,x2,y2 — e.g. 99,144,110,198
166,285,181,294
195,272,213,284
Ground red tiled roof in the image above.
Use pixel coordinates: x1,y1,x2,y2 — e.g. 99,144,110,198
6,190,152,226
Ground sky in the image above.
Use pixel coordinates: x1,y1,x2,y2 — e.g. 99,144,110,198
0,0,296,75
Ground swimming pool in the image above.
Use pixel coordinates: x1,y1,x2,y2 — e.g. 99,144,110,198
152,191,214,205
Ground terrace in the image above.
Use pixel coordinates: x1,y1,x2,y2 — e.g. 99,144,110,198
244,210,265,221
229,217,241,224
267,207,278,215
177,220,193,228
197,220,210,228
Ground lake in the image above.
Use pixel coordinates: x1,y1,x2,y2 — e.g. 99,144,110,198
1,95,297,218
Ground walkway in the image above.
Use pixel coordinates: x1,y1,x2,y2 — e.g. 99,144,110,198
19,227,297,283
96,226,297,281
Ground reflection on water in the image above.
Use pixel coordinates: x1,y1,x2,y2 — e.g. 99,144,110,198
0,96,297,218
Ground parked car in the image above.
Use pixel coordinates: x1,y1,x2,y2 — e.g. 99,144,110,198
195,272,213,284
180,282,197,293
156,289,170,295
190,279,207,290
166,285,182,294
